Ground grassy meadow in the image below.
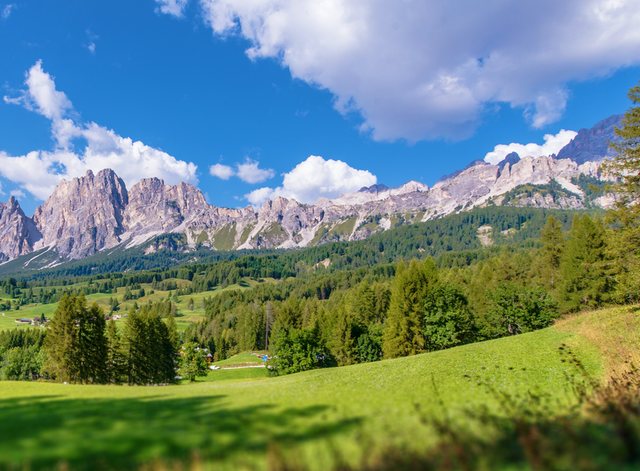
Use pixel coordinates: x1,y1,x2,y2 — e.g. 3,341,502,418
0,278,265,332
1,305,638,470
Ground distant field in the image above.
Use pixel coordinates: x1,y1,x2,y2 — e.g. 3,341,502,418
1,305,638,470
0,278,264,332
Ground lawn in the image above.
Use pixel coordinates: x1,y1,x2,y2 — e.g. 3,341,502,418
0,305,637,470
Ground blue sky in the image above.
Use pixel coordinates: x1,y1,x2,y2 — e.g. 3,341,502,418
1,0,640,215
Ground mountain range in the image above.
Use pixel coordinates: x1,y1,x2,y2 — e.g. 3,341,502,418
0,115,620,267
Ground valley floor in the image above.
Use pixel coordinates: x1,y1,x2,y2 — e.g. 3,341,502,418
0,305,638,470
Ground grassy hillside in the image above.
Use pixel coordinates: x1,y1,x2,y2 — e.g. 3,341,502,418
0,279,261,332
0,305,637,470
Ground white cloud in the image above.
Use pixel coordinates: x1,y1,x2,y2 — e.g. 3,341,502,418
1,4,14,19
156,0,189,17
1,61,198,200
199,0,640,141
87,42,96,54
209,159,274,183
209,163,234,180
4,60,73,121
484,129,578,165
245,155,376,205
245,187,275,206
236,159,274,184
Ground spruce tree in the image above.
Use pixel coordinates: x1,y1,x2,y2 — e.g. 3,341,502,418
105,319,125,383
606,82,640,302
538,216,564,289
123,307,177,385
44,295,108,384
382,259,437,358
560,215,613,311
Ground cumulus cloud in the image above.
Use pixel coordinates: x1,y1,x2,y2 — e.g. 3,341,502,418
245,155,376,205
4,60,73,121
198,0,640,141
484,129,578,165
209,163,234,180
209,159,275,183
1,61,198,200
156,0,189,17
236,159,275,184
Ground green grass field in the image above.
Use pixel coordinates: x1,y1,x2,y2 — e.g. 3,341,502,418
0,278,264,332
0,305,637,470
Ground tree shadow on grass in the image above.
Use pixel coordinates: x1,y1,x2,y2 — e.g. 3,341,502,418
0,394,361,470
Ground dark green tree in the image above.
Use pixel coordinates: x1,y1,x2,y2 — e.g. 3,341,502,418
105,319,126,383
487,284,558,337
423,284,476,351
560,215,613,311
123,306,177,385
268,323,334,375
538,216,564,289
606,82,640,302
355,324,383,363
44,294,108,384
383,259,437,358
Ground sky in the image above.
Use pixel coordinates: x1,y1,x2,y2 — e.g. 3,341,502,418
1,0,640,215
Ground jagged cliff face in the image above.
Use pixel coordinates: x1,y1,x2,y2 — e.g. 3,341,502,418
0,115,619,264
33,169,128,259
0,197,40,262
557,115,622,164
123,179,209,242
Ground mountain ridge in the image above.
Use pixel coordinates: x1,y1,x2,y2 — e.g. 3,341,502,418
0,115,618,265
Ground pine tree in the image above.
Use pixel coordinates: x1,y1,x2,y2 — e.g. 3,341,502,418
560,215,613,311
123,307,177,385
44,295,108,384
382,259,437,358
331,306,356,366
538,216,565,289
105,319,125,383
606,82,640,302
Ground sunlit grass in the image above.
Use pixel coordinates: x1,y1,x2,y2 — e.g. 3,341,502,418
2,305,635,469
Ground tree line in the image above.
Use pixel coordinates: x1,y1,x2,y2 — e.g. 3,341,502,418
0,295,210,384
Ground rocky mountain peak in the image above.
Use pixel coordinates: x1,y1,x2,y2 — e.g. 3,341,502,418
393,180,429,194
32,169,129,259
0,114,622,265
0,197,41,262
557,114,622,164
124,178,208,238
